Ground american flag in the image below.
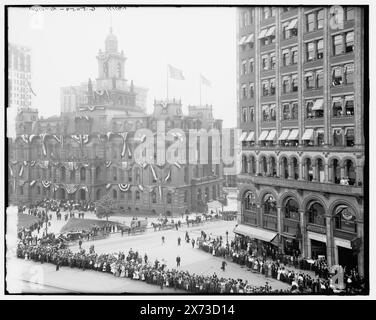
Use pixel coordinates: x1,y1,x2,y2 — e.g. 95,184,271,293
168,64,185,80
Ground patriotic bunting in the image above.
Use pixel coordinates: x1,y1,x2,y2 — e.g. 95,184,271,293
119,132,128,158
30,180,37,187
23,161,28,166
19,165,24,177
121,162,128,170
106,161,112,168
80,185,89,192
79,105,105,112
150,165,158,181
118,183,131,192
41,180,51,188
138,185,144,192
164,169,171,182
29,161,36,167
106,183,112,190
21,134,30,144
174,162,181,169
8,165,13,177
127,146,132,158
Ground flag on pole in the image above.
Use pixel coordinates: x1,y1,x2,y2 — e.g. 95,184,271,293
168,64,185,80
200,74,212,87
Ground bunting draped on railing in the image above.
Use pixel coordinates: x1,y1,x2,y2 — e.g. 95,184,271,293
70,134,89,149
52,183,60,192
106,160,112,168
119,132,128,158
41,180,51,188
39,133,48,156
21,134,30,144
78,105,105,112
174,162,181,169
106,183,112,190
118,184,131,192
137,185,144,192
29,161,36,167
23,161,28,166
76,115,90,121
30,180,37,187
80,185,89,193
94,89,109,99
11,160,18,165
19,165,24,177
164,168,171,182
127,146,132,158
52,134,63,147
67,162,79,171
8,165,14,177
138,162,148,169
150,165,158,181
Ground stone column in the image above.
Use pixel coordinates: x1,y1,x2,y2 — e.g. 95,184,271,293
276,159,280,177
237,199,242,224
247,157,252,173
299,210,307,257
267,158,272,176
277,207,283,252
357,219,364,277
325,216,334,266
257,204,262,228
356,164,363,186
298,160,304,180
312,161,317,182
255,158,260,175
91,166,96,184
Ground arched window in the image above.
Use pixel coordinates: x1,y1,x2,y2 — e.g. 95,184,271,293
242,155,248,173
334,205,357,233
307,202,325,226
291,157,299,180
80,167,86,181
270,156,277,176
332,159,340,184
135,190,140,201
333,129,343,146
317,158,325,182
167,192,172,204
244,191,256,211
283,198,300,220
260,156,267,175
263,194,277,215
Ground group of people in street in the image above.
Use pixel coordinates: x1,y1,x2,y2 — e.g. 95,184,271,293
197,234,366,294
17,242,290,294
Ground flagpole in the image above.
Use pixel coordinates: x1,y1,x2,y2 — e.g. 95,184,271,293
199,76,202,106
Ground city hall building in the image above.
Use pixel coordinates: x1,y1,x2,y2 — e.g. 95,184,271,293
235,6,365,274
8,29,225,217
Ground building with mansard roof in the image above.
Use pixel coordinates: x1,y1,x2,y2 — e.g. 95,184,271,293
8,28,225,217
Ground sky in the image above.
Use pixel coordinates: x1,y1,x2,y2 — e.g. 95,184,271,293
8,6,237,130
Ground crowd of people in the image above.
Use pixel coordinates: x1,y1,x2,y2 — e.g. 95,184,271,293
197,234,366,294
17,242,291,294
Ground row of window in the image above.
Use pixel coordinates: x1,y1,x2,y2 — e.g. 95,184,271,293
240,95,355,123
239,7,355,30
240,62,354,99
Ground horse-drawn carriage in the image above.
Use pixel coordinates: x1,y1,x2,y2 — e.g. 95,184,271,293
129,218,148,234
151,218,175,231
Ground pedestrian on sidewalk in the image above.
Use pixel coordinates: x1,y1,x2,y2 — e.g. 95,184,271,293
191,238,195,248
161,236,165,245
78,239,83,250
177,237,181,246
176,255,181,267
221,261,227,271
144,254,148,264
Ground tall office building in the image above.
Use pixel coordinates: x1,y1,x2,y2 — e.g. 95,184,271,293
8,44,32,109
235,6,365,275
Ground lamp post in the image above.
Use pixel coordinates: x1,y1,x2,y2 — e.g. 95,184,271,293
226,230,229,243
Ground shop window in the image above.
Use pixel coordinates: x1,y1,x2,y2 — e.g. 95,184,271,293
307,12,315,32
345,31,354,53
317,9,324,29
242,107,248,123
346,129,355,147
345,7,355,21
291,75,298,92
305,72,314,90
283,104,290,120
306,42,315,61
270,79,276,95
291,48,298,64
333,34,343,55
317,39,324,59
282,77,290,93
332,67,343,86
306,101,314,118
332,99,343,117
291,103,298,119
282,50,289,66
316,70,324,88
345,97,354,115
344,64,354,84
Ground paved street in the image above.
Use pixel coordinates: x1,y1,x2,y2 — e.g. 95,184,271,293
10,219,290,293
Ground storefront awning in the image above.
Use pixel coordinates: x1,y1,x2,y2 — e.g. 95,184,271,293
239,131,248,142
258,130,269,141
233,224,278,242
258,28,268,39
245,131,255,141
278,129,290,140
245,33,254,44
286,18,298,30
265,130,277,141
265,25,276,37
302,128,314,140
287,129,299,140
312,99,324,111
238,35,247,45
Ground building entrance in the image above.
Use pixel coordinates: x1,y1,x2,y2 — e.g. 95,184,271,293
338,246,357,269
310,239,326,259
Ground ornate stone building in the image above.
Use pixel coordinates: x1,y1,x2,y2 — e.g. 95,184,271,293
8,29,225,217
236,7,365,274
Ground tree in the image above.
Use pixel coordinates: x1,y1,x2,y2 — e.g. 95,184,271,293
94,193,116,221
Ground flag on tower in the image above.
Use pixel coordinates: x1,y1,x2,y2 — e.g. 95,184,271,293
168,64,185,80
200,74,212,87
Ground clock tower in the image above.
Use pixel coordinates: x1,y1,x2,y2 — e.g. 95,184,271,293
96,27,127,91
